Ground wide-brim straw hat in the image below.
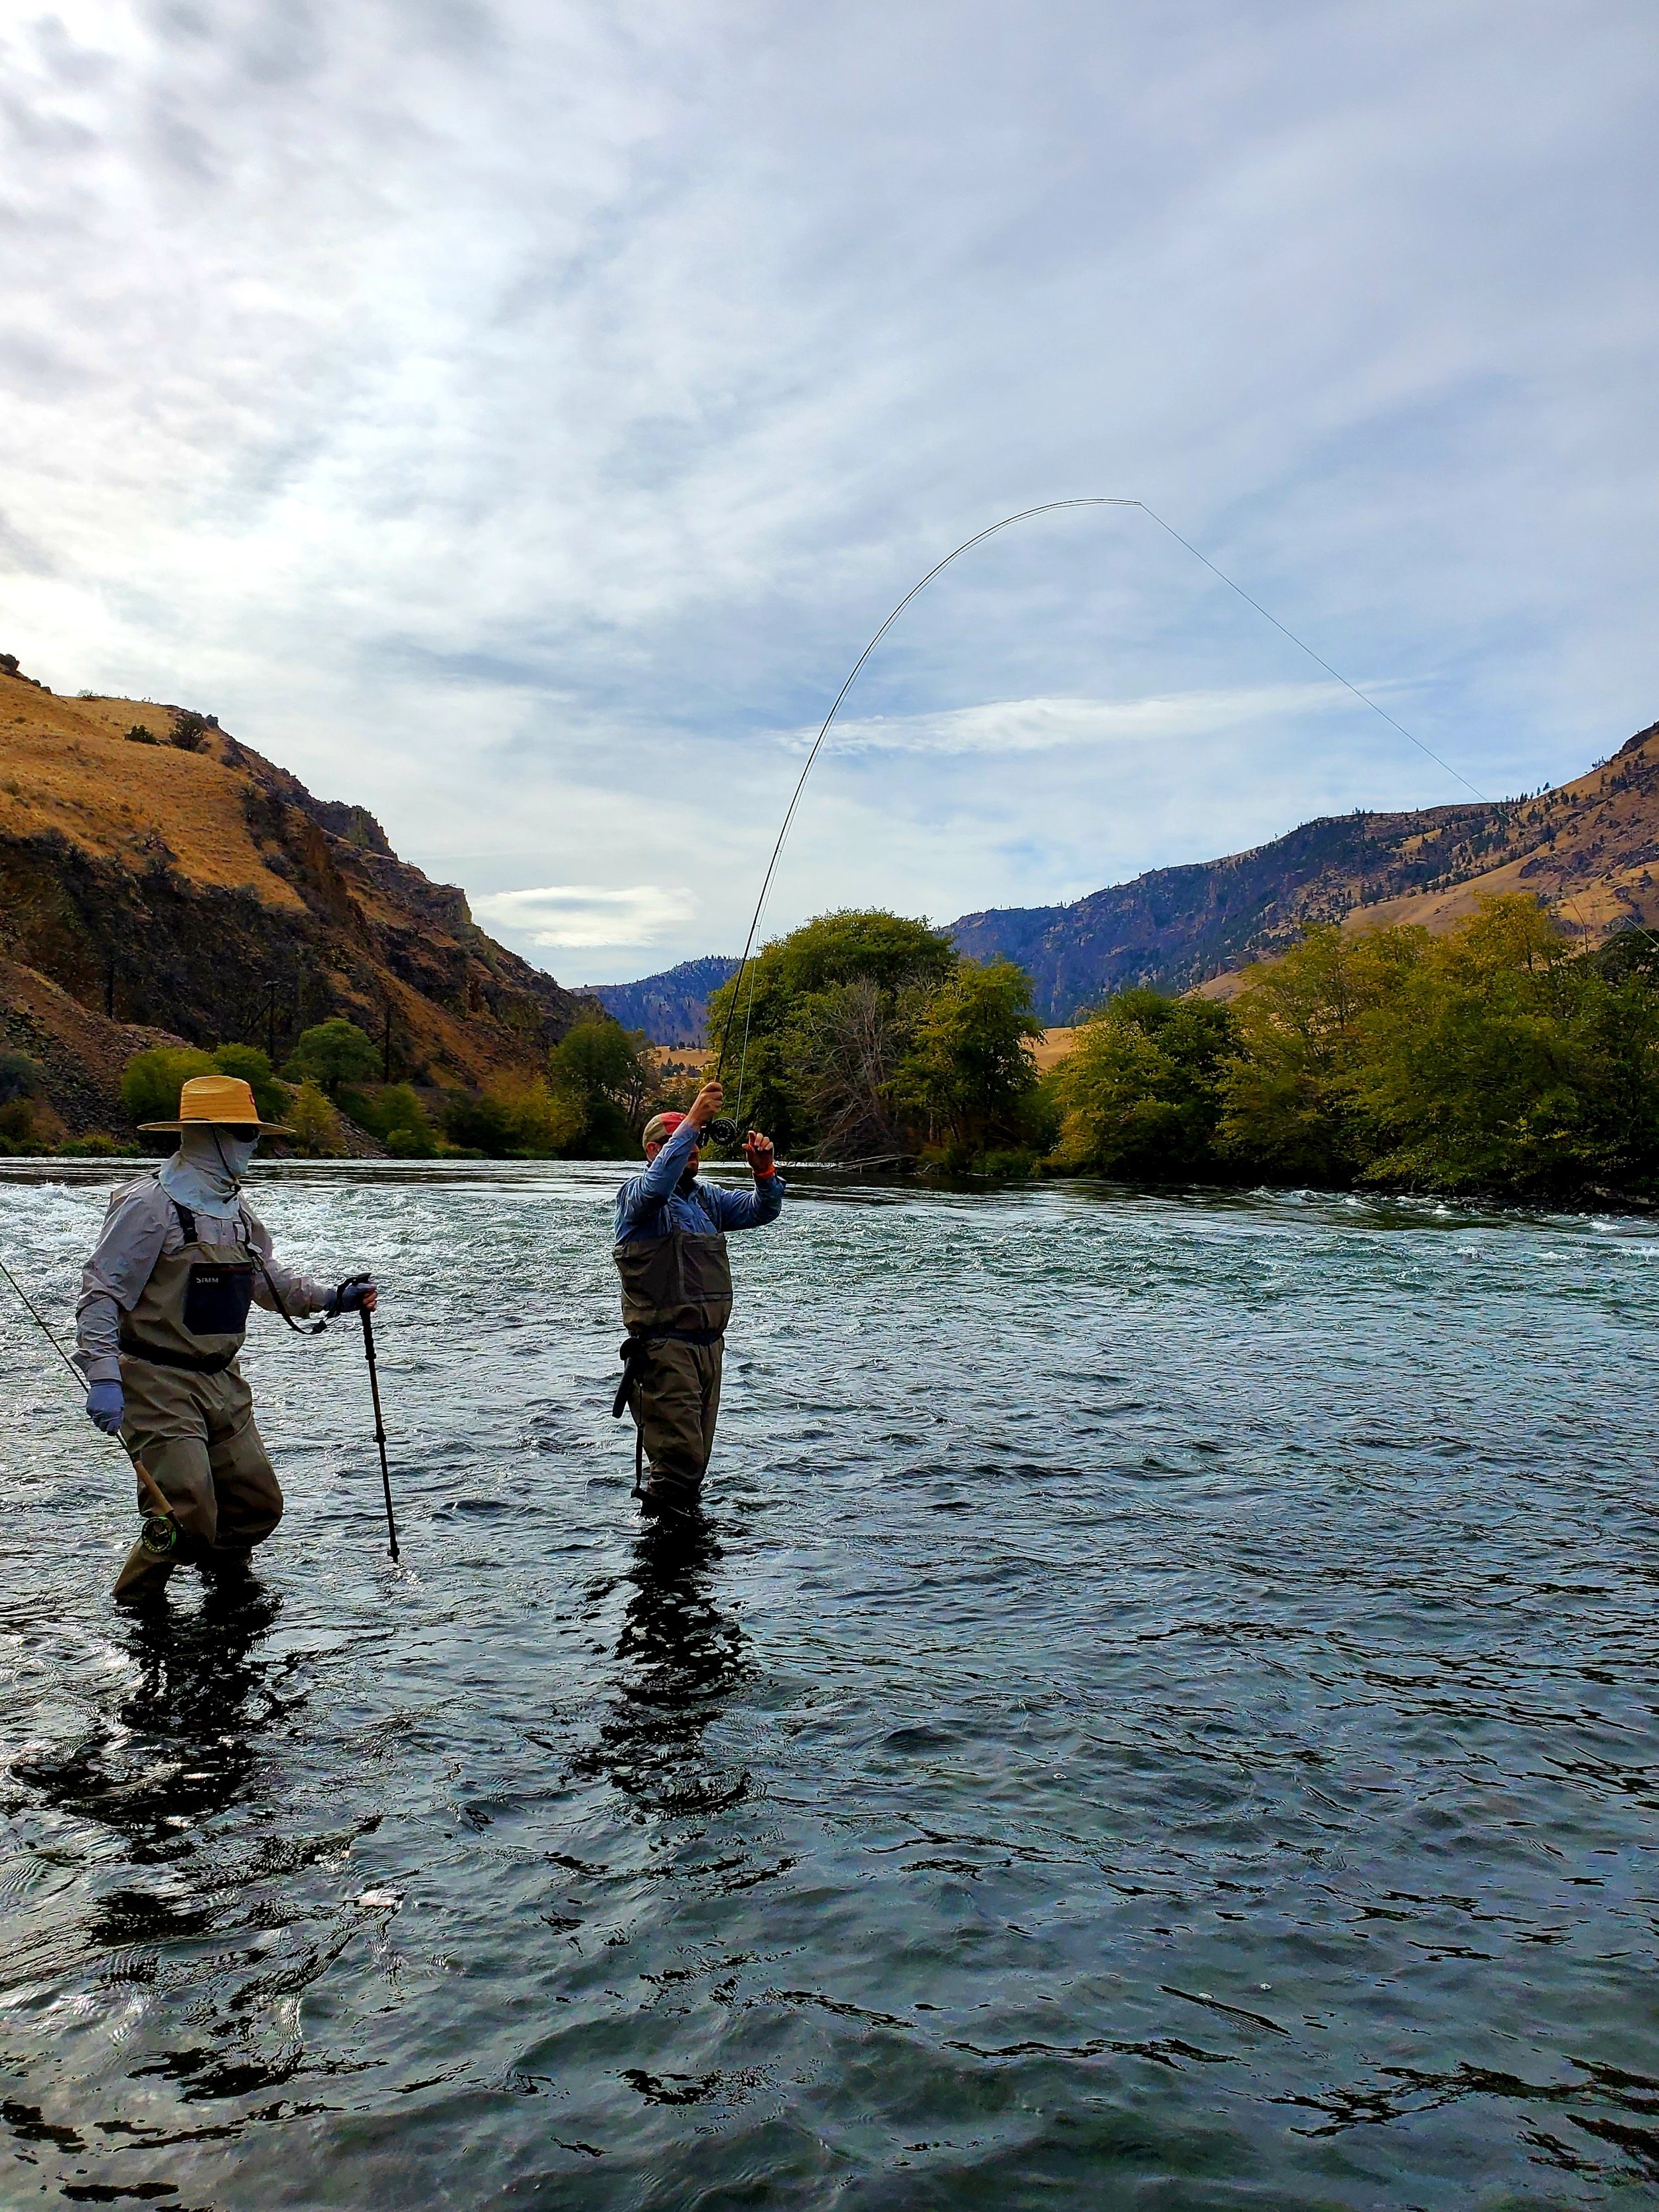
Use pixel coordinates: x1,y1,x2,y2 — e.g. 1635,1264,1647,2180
139,1073,295,1136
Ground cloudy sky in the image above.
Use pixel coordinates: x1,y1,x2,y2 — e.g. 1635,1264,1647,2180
4,1,1656,982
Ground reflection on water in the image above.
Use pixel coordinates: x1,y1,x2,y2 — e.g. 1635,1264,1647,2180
18,1583,288,1855
573,1523,753,1816
3,1161,1659,2206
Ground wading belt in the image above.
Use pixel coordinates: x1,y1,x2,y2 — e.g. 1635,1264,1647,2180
120,1341,237,1374
610,1325,725,1420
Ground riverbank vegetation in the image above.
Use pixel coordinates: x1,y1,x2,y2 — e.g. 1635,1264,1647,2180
705,911,1050,1172
0,1012,664,1163
10,893,1654,1201
1053,895,1659,1198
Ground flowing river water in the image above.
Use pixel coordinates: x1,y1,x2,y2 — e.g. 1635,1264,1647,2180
2,1159,1658,2210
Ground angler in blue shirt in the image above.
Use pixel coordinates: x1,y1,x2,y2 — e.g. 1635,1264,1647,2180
612,1080,784,1519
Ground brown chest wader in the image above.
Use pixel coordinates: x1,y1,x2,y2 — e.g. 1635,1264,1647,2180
113,1198,285,1598
612,1218,733,1512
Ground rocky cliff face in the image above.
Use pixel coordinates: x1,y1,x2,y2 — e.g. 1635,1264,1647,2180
951,720,1659,1019
0,659,599,1134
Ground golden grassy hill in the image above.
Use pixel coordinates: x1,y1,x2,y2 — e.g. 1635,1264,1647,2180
0,654,597,1136
956,715,1659,1019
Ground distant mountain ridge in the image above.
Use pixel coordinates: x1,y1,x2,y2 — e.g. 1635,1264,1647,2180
950,719,1659,1021
549,715,1659,1045
589,955,739,1043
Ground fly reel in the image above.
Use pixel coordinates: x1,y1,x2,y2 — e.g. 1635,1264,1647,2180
139,1512,180,1560
705,1117,740,1148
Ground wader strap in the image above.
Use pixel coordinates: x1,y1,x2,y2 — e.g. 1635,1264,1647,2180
250,1247,327,1335
170,1195,326,1338
120,1339,237,1374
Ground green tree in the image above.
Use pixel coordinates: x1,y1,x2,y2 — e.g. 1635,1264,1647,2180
1216,926,1425,1183
549,1019,652,1152
1351,896,1659,1192
444,1076,583,1158
705,911,958,1154
285,1019,379,1099
1210,896,1659,1196
121,1045,217,1132
0,1052,44,1147
341,1082,439,1155
1052,989,1237,1179
899,958,1043,1163
285,1079,346,1156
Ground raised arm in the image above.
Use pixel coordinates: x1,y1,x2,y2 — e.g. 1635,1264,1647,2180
616,1082,725,1230
705,1131,785,1230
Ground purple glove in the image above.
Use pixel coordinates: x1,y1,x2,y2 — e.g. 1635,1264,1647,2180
328,1276,376,1316
86,1380,125,1436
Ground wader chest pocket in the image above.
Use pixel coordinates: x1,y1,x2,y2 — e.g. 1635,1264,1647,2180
182,1263,255,1335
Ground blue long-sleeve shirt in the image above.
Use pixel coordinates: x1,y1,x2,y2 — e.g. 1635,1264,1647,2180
614,1115,785,1244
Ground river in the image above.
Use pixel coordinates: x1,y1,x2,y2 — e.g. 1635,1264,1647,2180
1,1159,1657,2208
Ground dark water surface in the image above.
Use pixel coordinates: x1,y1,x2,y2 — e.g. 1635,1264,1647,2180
3,1161,1659,2209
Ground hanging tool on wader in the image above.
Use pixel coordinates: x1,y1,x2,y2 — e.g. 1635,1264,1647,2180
611,1323,725,1496
0,1252,180,1560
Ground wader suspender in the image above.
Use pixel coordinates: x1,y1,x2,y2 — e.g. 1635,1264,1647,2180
120,1196,263,1372
180,1201,330,1337
611,1196,728,1487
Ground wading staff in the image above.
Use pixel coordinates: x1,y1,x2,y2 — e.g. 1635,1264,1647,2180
0,1251,179,1558
356,1301,399,1560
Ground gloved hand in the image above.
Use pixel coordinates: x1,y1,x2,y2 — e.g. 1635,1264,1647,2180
745,1131,776,1177
328,1276,378,1316
86,1380,125,1436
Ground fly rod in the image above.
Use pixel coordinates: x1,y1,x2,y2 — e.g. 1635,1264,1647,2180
0,1251,179,1557
705,494,1536,1140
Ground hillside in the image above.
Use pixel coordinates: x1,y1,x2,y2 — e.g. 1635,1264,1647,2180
589,955,740,1044
951,718,1659,1019
0,655,597,1136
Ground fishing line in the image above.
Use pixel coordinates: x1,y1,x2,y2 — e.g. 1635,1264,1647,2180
0,1250,179,1552
1131,508,1656,964
0,1250,88,1387
708,497,1647,1130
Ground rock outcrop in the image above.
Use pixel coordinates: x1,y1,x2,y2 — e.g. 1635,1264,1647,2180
0,658,600,1134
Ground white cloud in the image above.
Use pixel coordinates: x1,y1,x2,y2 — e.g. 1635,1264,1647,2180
773,682,1357,757
1,0,1656,980
469,883,696,948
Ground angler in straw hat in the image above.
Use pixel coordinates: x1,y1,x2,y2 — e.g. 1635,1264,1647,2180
613,1079,783,1521
75,1074,379,1601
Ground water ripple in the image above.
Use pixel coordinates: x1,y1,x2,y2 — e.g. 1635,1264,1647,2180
1,1161,1656,2205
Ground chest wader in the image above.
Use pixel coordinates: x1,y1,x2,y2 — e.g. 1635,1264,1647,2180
612,1221,733,1516
113,1199,285,1600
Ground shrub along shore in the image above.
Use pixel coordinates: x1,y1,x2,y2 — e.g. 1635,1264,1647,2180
2,895,1654,1205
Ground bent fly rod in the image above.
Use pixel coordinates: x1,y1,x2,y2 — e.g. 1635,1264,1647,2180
703,494,1505,1143
0,1251,179,1561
